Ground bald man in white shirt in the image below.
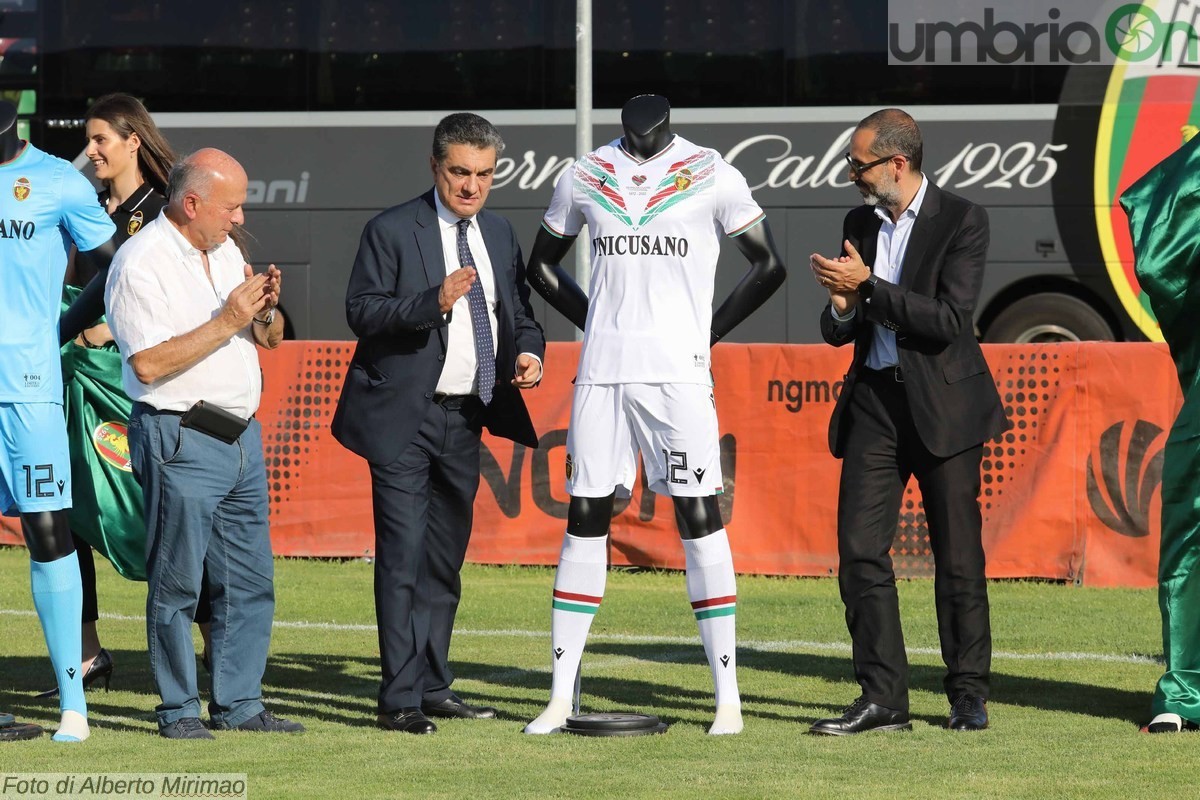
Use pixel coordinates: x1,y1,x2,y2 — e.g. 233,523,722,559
106,148,302,739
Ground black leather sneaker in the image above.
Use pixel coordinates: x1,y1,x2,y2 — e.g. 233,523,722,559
159,717,215,740
217,710,305,733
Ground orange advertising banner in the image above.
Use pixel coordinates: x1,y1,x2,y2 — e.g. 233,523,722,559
0,342,1181,588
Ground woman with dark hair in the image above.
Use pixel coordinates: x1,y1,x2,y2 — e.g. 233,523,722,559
41,94,212,698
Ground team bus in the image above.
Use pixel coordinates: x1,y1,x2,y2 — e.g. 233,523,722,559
0,0,1180,344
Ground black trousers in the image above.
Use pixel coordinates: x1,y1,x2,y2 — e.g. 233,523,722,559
836,369,991,712
368,397,483,714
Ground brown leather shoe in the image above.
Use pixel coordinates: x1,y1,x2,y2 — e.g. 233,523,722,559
378,709,437,734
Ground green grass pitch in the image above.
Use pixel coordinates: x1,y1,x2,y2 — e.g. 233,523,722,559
0,547,1191,799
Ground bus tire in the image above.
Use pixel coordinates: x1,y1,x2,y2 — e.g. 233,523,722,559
983,293,1115,343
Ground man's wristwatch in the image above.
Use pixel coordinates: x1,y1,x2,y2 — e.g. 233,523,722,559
856,273,879,300
253,308,275,326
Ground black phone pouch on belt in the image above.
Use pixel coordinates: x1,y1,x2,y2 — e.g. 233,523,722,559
180,400,250,444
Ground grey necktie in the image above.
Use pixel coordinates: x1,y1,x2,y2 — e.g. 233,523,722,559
456,219,495,405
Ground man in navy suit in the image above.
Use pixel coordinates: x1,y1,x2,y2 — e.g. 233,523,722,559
332,113,545,734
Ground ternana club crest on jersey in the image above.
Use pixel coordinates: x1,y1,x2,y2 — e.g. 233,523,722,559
92,421,133,472
13,176,30,201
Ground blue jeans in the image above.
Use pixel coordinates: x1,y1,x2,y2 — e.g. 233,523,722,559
129,405,274,729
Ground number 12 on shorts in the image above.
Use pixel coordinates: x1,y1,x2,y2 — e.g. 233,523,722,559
21,463,58,498
662,449,690,485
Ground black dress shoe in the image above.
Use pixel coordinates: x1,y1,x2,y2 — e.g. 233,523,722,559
421,697,498,719
378,709,437,734
810,696,912,736
36,648,114,698
948,694,989,731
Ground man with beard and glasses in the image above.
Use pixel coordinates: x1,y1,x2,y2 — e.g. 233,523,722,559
807,108,1009,736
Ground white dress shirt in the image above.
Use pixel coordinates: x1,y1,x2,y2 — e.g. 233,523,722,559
432,191,501,396
105,214,263,418
865,175,928,369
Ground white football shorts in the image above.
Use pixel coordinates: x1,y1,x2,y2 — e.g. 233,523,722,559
565,382,724,498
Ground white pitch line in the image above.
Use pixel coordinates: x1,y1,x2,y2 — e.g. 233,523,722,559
0,608,1163,666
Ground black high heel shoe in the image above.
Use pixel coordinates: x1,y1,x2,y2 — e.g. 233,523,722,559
35,648,113,699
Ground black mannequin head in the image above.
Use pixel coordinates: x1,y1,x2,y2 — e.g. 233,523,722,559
621,94,672,161
0,100,22,163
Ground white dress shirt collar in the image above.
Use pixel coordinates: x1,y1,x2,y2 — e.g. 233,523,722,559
160,210,237,259
873,173,929,226
433,190,478,231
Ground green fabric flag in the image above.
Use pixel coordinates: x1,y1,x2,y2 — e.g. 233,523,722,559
60,284,145,581
1121,134,1200,387
1120,134,1200,722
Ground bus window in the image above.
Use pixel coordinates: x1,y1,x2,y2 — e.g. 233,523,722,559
587,1,788,108
313,1,545,110
47,0,311,114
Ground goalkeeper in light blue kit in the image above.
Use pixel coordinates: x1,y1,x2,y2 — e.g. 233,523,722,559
0,102,115,742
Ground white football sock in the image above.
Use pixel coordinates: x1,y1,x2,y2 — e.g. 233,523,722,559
525,533,608,734
683,530,742,735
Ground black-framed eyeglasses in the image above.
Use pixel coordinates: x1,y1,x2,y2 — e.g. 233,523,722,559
844,152,904,178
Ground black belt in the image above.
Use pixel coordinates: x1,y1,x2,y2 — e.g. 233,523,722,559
431,393,480,410
862,365,903,383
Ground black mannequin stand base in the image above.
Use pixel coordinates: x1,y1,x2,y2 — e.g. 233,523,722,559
0,712,44,742
561,712,669,737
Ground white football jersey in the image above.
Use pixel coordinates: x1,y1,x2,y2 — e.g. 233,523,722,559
542,135,764,385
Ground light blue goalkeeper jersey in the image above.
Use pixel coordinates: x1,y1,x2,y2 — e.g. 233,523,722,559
0,142,115,402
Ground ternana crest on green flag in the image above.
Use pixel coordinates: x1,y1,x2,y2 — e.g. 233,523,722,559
61,285,146,581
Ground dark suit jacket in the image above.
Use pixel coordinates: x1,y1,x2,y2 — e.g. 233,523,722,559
821,182,1009,459
332,190,546,465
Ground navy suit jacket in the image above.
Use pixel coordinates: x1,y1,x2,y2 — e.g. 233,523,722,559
820,183,1009,459
332,190,545,465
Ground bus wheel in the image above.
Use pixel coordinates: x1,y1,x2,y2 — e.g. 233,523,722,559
983,293,1115,343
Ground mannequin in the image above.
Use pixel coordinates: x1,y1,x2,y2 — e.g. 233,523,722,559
0,103,115,345
0,100,119,742
0,102,22,161
0,103,89,562
524,95,786,736
527,95,786,540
